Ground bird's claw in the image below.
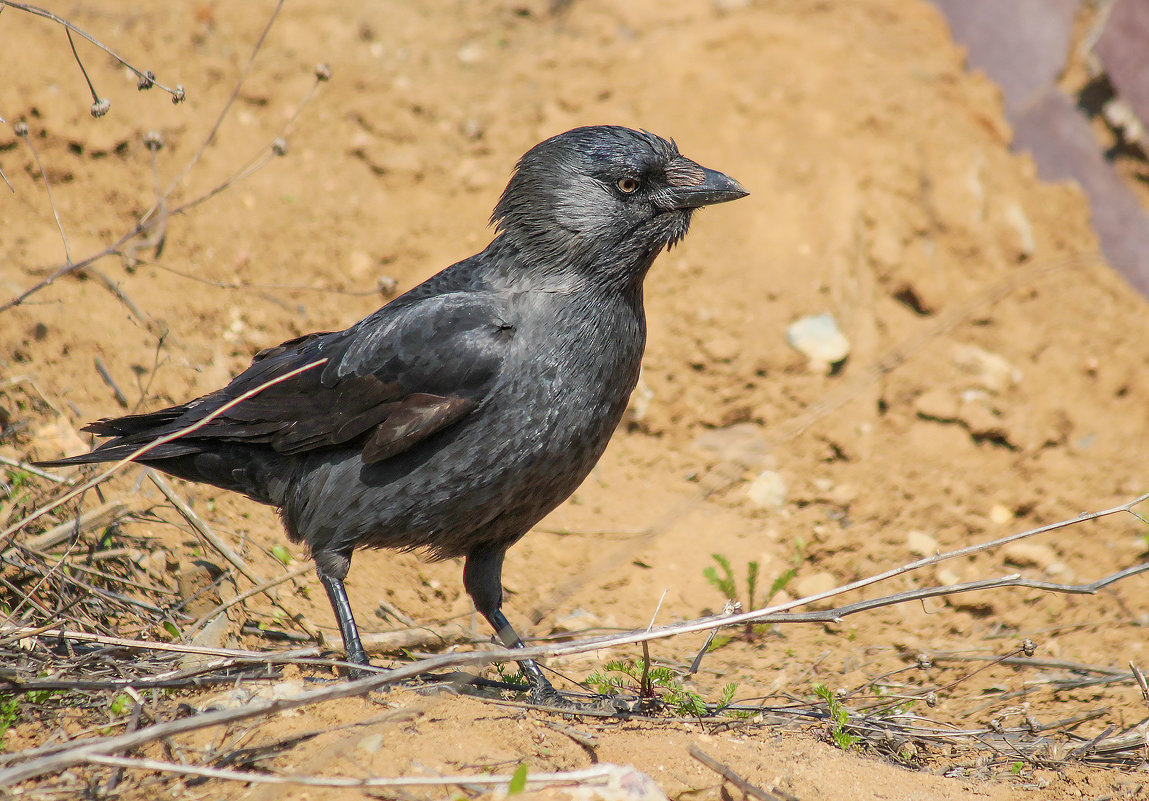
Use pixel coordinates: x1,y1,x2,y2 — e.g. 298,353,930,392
527,684,631,715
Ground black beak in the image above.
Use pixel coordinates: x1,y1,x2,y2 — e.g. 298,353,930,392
665,162,749,210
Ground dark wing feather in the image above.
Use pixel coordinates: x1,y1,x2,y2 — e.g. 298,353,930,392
50,292,509,467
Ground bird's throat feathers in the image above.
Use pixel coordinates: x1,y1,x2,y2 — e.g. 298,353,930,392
481,228,666,296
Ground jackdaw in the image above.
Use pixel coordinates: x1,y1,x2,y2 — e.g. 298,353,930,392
38,125,747,700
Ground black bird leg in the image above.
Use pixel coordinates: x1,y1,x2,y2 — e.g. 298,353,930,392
318,568,371,669
464,543,560,700
483,607,555,696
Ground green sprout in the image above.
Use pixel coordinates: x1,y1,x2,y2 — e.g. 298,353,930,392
813,683,861,751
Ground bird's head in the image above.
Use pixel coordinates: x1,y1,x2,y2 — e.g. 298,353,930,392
491,126,747,287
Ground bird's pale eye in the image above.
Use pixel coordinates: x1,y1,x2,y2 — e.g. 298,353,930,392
616,177,640,194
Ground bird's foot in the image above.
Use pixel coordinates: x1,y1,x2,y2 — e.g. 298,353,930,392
526,680,631,715
338,646,382,682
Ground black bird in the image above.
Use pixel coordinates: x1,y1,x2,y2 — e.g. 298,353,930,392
38,126,747,699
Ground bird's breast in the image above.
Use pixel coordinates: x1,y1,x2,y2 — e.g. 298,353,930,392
477,290,645,472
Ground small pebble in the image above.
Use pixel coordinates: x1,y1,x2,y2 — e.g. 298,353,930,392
786,313,850,373
456,41,484,64
952,343,1021,393
747,469,788,510
794,571,838,608
989,503,1013,525
1002,542,1058,570
906,530,939,557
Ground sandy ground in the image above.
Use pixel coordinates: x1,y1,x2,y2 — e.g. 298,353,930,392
3,1,1149,799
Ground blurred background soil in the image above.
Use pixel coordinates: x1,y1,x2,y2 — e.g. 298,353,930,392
2,1,1149,799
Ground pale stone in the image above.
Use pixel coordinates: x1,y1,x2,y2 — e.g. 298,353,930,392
786,313,850,372
952,344,1021,394
989,504,1013,525
907,530,939,557
1002,542,1058,569
747,470,788,510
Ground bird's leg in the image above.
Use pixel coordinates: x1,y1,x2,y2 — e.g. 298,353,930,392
482,607,557,697
463,544,560,701
317,566,371,670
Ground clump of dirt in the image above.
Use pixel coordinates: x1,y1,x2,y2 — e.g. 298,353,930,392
2,1,1149,800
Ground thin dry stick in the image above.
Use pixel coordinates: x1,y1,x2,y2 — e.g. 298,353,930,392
22,500,127,550
689,744,797,801
184,563,313,637
93,357,129,408
0,359,327,549
0,21,326,315
65,27,103,112
0,623,320,665
163,0,284,195
84,756,632,791
88,269,164,338
1,531,87,625
147,471,316,640
0,1,183,99
3,553,1147,786
0,455,65,483
147,472,248,577
14,123,71,264
1131,662,1149,711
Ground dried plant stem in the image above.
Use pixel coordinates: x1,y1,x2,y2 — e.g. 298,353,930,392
146,471,317,641
0,359,327,550
0,455,65,482
2,522,1147,786
17,127,72,265
84,756,635,792
0,3,326,316
21,500,126,551
163,0,284,195
0,1,183,98
0,624,308,658
690,745,797,801
185,562,313,637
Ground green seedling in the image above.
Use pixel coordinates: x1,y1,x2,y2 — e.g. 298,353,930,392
0,697,19,751
704,551,798,643
508,762,528,795
586,658,737,717
492,661,530,687
110,693,134,717
813,682,861,751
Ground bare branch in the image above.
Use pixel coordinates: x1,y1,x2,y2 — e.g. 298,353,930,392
84,756,645,792
14,122,72,265
163,0,284,195
0,359,327,550
0,67,329,314
0,1,184,100
690,745,797,801
1,517,1146,787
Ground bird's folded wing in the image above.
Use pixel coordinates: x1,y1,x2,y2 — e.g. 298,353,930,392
82,292,508,464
